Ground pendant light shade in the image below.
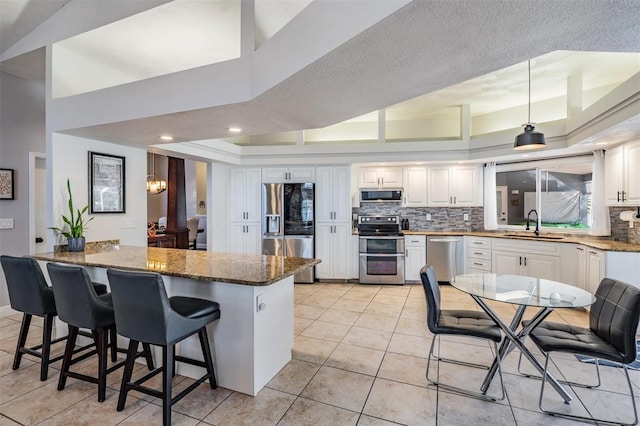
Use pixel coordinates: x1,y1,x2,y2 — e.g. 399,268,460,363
514,60,545,151
146,153,167,194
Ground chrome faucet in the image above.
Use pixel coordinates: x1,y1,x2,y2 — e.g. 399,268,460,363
526,209,540,236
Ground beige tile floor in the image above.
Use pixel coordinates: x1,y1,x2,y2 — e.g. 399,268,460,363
0,282,638,425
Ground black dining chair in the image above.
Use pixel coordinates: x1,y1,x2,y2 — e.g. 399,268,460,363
0,255,106,381
524,277,640,425
420,265,505,401
47,263,154,402
107,268,220,426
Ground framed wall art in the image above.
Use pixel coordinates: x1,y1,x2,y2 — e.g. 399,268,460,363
89,152,125,213
0,169,14,200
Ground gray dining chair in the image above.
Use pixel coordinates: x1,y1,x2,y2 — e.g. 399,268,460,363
525,277,640,425
420,265,505,401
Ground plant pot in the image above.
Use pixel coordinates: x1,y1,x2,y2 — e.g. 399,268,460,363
67,237,86,252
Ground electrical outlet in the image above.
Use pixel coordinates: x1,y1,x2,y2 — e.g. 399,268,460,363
426,213,432,221
256,294,265,312
463,213,469,221
0,218,14,229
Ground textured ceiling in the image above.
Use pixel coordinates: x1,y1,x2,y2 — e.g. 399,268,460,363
2,0,639,149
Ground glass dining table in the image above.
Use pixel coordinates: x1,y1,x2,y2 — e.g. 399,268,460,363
450,273,596,403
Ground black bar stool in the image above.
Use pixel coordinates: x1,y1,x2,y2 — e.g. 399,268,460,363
47,263,154,402
107,268,220,426
0,255,105,381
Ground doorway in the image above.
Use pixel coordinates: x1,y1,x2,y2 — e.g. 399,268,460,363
29,152,46,254
496,186,508,224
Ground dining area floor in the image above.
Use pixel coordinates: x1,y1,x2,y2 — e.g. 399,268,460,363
0,281,637,425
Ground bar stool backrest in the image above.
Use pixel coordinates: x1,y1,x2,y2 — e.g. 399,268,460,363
589,278,640,364
46,263,113,330
1,256,55,315
420,265,441,333
106,269,171,345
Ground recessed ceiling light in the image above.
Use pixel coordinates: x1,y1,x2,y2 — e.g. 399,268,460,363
595,142,608,146
228,127,242,133
520,154,530,158
160,135,173,141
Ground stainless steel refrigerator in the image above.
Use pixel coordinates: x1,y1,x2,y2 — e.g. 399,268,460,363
262,182,315,283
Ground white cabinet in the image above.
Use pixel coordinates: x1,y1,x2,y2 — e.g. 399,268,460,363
230,168,262,222
316,167,351,222
358,167,402,188
316,223,351,279
466,237,492,273
559,244,585,289
262,167,315,183
427,165,482,207
402,167,428,207
492,239,560,281
605,141,640,205
229,223,261,255
404,235,426,282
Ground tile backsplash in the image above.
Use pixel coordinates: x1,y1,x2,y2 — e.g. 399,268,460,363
355,204,640,244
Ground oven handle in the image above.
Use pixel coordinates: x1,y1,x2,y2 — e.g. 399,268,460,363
359,236,404,240
359,253,405,257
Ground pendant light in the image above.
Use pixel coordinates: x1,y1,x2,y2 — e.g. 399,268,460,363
146,153,167,194
514,60,546,150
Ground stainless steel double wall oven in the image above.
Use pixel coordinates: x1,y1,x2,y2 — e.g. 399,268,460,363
358,215,405,285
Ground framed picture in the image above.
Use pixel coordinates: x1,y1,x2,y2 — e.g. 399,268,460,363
0,169,14,200
89,152,125,213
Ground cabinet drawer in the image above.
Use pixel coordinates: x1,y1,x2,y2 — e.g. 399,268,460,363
468,248,491,260
492,238,560,256
405,235,426,247
467,259,491,271
467,237,491,250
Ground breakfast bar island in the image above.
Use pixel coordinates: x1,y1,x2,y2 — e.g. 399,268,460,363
30,245,320,396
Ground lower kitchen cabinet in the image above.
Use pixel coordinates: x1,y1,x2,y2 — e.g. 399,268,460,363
404,235,426,282
316,223,351,279
492,239,560,281
466,237,492,274
229,222,261,255
351,235,360,279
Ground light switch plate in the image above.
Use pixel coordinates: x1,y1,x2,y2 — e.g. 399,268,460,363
464,213,469,221
0,218,14,229
426,213,432,221
120,218,137,229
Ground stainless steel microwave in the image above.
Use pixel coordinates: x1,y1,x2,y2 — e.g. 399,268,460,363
360,188,403,203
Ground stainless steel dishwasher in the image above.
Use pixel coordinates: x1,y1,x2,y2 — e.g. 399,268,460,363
426,236,464,284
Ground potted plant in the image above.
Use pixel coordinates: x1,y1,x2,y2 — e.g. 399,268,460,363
50,178,93,252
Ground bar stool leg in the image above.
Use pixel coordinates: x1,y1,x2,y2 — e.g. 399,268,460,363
117,340,138,412
93,329,108,402
109,327,118,363
197,328,216,389
58,326,79,391
40,313,55,381
163,345,174,426
142,343,155,370
13,314,32,371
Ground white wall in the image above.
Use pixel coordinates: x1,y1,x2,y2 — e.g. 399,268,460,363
0,72,46,307
50,133,147,249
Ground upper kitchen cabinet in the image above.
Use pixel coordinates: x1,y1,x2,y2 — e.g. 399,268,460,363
230,168,262,223
262,167,315,183
605,141,640,206
427,165,483,207
358,167,402,188
402,167,428,207
316,167,351,223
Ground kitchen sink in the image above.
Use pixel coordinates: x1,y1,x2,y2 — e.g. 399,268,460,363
502,233,565,240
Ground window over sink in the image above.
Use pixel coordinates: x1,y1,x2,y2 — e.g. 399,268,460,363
496,157,593,232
